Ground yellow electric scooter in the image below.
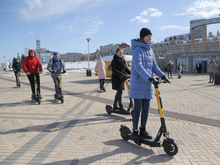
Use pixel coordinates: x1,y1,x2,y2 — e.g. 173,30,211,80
120,78,178,156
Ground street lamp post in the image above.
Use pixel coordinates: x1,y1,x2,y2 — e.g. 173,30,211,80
86,38,91,76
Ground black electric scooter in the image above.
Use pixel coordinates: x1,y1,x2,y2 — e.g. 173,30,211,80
120,78,178,156
54,72,64,103
31,73,41,104
106,79,133,115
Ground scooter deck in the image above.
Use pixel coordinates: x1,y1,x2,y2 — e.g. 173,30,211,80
106,105,130,115
120,125,161,147
139,137,161,147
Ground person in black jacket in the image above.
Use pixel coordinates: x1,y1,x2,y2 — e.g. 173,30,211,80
12,58,22,87
111,47,131,111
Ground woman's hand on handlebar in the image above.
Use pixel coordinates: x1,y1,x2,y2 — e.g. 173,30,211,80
161,76,170,83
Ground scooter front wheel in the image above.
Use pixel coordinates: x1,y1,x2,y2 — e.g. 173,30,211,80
61,96,64,103
163,140,178,156
38,98,41,104
120,126,131,141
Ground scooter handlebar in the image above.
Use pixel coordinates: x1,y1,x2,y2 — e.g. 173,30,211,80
150,77,170,84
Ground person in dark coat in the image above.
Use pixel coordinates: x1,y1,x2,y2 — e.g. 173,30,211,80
12,58,22,87
111,47,131,111
199,62,202,73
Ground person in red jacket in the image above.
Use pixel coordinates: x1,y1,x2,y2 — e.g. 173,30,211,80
22,49,42,99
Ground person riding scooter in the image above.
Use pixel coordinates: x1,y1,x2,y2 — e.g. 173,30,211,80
22,49,42,99
12,58,22,87
47,52,66,98
129,28,169,145
111,47,131,112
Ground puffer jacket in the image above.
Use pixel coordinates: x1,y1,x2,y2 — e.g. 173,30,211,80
95,57,106,79
22,50,42,73
129,39,165,99
111,54,130,90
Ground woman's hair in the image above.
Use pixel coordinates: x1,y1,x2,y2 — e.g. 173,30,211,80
140,38,146,43
116,47,122,53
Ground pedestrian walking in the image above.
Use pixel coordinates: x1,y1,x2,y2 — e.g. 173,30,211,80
129,27,169,145
177,63,182,79
208,59,217,83
111,47,131,112
95,56,106,91
12,58,22,87
167,61,173,78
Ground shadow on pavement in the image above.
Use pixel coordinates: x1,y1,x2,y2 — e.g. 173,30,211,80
42,139,173,165
69,78,112,85
0,113,130,135
0,100,38,107
45,99,59,104
69,79,100,84
0,98,63,107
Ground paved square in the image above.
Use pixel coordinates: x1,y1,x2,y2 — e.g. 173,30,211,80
0,71,220,165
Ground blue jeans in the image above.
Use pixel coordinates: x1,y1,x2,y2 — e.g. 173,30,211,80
167,70,172,77
53,77,62,93
132,99,151,131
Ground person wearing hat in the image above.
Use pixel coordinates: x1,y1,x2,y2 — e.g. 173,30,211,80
111,47,131,112
12,58,22,87
129,28,169,145
22,49,42,99
47,52,66,98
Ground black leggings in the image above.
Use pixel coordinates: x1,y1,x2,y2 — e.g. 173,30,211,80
99,79,105,88
27,74,40,94
114,90,123,105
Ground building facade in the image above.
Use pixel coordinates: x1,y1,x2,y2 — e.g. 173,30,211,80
25,40,56,63
152,30,220,73
60,53,83,62
99,43,131,57
35,40,56,63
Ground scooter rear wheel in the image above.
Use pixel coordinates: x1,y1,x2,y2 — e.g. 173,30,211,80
120,126,131,141
163,141,178,156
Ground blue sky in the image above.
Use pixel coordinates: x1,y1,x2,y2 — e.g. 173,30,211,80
1,0,220,63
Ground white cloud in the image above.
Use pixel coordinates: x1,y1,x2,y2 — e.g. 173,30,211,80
84,19,105,35
140,11,148,16
159,25,189,31
130,16,149,23
68,25,74,30
174,0,220,18
147,8,163,17
131,8,162,24
19,0,105,21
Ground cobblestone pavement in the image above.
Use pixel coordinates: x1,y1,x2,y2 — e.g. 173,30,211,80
0,71,220,165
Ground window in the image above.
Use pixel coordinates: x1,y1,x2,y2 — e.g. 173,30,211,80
177,58,189,71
